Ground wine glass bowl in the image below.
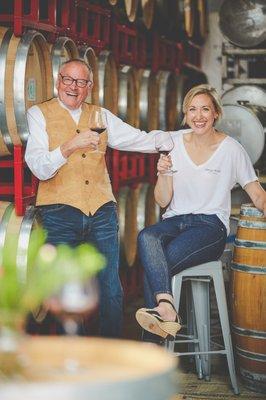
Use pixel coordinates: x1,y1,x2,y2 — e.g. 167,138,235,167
155,132,177,173
46,277,99,335
155,132,174,155
90,110,107,135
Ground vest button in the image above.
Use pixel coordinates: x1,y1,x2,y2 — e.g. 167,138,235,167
76,129,80,133
82,153,86,158
85,180,89,185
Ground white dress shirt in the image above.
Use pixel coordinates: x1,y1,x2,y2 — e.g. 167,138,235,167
25,98,159,180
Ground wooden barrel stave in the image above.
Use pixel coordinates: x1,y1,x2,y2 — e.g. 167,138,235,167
0,28,53,155
231,203,266,393
0,337,176,400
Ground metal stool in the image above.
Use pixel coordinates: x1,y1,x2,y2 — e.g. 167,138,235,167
165,258,239,395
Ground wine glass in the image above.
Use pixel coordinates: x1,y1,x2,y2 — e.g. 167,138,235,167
90,109,107,153
90,109,107,135
46,277,99,336
155,132,177,173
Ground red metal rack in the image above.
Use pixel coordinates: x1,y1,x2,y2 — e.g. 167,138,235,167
0,0,58,36
0,146,38,216
112,19,138,65
183,40,201,69
151,33,183,73
74,1,111,49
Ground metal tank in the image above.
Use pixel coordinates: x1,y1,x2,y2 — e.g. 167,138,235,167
219,0,266,48
222,85,266,108
216,103,266,168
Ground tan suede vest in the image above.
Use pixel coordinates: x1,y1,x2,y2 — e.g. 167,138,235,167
36,98,115,215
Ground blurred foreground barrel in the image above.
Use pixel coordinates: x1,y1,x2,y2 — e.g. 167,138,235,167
0,202,39,283
0,27,53,155
216,104,266,168
98,50,118,115
219,0,266,48
231,204,266,393
79,46,99,105
51,36,79,96
0,337,176,400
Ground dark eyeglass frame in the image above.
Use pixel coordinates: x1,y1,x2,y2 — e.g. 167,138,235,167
59,73,92,88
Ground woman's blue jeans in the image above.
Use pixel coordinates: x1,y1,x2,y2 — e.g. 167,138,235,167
38,202,123,338
138,213,227,309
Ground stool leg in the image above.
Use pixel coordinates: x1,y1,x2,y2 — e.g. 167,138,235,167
172,275,183,312
212,269,240,395
165,275,183,353
186,282,203,379
191,280,211,380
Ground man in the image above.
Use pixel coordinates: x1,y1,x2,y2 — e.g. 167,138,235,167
25,58,158,338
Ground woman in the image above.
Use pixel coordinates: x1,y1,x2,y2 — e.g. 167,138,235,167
136,84,266,341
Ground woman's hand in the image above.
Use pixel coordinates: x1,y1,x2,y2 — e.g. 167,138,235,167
157,154,173,175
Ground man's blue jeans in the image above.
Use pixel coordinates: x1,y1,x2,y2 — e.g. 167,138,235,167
38,202,123,338
138,213,227,309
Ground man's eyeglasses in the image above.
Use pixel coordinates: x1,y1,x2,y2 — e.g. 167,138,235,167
59,73,92,88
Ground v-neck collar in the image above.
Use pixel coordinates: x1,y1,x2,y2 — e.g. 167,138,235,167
180,133,229,169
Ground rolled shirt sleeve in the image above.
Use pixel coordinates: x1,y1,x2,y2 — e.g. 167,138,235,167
104,108,159,152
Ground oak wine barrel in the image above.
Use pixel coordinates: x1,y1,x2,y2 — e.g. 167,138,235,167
231,204,266,393
0,337,177,400
98,50,118,115
79,46,100,105
118,65,139,127
0,28,53,156
51,36,79,96
0,202,39,284
124,0,139,22
157,70,178,130
140,0,155,30
118,184,160,268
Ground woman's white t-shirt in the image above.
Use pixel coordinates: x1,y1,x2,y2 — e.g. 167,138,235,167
163,129,258,234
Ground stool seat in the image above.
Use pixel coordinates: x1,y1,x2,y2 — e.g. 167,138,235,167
165,259,239,395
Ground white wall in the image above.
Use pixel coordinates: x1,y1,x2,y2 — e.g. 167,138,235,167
201,0,224,95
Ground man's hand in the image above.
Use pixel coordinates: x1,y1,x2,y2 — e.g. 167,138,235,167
61,129,100,158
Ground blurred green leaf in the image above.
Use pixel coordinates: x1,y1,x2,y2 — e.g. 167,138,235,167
0,228,106,328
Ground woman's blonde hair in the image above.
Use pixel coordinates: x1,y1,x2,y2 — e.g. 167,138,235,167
182,84,223,126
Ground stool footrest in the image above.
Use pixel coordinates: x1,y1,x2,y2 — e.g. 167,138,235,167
173,350,227,357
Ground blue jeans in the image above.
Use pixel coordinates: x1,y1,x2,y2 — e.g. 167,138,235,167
138,213,227,309
38,202,123,338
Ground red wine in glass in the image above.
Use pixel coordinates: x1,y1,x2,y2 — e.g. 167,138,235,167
158,150,170,156
91,127,106,134
155,132,177,173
